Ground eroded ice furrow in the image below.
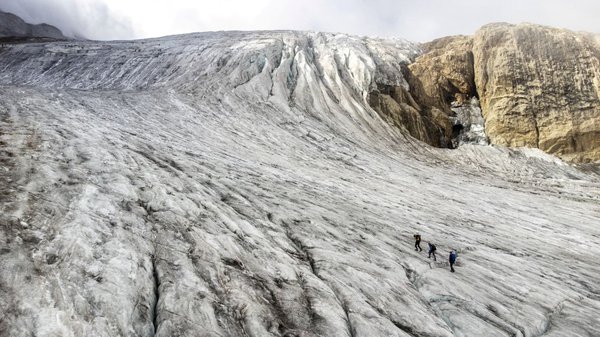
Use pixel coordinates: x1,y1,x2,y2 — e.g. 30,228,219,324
1,31,600,337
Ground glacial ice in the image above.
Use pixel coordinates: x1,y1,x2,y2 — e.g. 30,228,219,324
0,31,599,337
450,97,489,147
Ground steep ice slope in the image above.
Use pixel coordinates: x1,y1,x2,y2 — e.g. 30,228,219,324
0,31,599,337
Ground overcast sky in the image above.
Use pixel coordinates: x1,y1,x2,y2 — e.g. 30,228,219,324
1,0,599,41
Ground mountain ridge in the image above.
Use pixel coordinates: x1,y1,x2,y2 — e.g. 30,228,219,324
0,10,65,40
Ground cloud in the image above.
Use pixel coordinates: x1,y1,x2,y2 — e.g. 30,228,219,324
1,0,599,42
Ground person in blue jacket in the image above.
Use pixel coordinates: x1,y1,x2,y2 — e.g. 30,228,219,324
449,249,457,272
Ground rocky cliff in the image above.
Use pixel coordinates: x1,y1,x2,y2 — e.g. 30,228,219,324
388,23,600,163
473,23,600,163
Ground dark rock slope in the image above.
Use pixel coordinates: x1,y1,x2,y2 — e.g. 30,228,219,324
0,10,65,40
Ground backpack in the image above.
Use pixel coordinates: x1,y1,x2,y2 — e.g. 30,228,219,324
450,252,457,263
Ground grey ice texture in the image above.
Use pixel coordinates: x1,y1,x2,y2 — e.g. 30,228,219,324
451,98,489,147
0,29,599,337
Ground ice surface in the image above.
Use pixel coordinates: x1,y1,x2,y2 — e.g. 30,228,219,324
451,97,489,147
0,31,599,337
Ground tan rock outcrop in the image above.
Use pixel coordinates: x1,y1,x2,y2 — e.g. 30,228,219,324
371,23,600,163
407,35,476,114
473,23,600,163
368,36,477,148
368,83,451,147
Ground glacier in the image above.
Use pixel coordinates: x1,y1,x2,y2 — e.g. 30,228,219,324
0,31,599,337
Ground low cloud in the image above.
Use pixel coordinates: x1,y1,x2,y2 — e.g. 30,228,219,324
1,0,599,42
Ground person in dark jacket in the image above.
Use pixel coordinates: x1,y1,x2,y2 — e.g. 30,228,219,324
449,249,457,272
428,242,437,261
414,234,422,251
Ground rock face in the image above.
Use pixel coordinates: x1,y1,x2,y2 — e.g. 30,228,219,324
368,82,452,147
368,35,484,149
473,23,600,163
367,36,477,149
392,23,600,163
0,11,65,40
408,36,476,114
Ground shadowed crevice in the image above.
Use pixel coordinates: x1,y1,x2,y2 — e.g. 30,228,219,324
151,254,160,336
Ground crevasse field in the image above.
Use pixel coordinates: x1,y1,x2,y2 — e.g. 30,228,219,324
0,31,599,337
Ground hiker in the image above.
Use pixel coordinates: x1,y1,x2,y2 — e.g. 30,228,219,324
449,249,457,272
414,234,422,251
428,242,437,261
